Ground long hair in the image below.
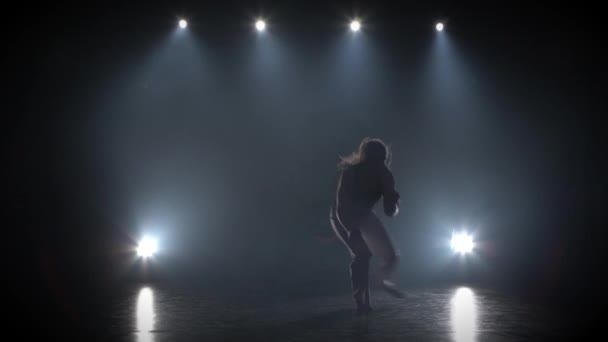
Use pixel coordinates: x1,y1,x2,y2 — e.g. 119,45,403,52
338,137,392,170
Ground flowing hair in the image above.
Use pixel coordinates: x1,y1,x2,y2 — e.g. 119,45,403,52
338,137,392,170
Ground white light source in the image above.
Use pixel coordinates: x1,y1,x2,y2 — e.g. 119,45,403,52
255,19,266,32
451,231,474,254
436,22,444,32
179,19,188,29
350,20,361,32
137,237,158,258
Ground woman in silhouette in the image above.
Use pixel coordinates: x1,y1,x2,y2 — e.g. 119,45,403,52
330,137,403,314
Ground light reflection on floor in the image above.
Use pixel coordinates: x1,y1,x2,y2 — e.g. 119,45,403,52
105,285,563,341
450,287,478,342
135,287,156,342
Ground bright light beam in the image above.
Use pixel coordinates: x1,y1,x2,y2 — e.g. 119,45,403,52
451,231,474,254
137,237,158,258
256,19,266,32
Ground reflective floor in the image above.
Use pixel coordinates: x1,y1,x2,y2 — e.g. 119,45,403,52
104,285,570,341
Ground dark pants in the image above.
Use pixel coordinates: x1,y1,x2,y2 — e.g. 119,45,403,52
330,207,398,307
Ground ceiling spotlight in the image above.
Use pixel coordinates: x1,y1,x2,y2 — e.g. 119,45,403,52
436,22,444,32
256,19,266,32
179,19,188,29
350,19,361,32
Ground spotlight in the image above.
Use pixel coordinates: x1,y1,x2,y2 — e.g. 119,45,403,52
451,231,474,254
179,19,188,29
137,237,158,258
436,22,444,32
350,19,361,32
255,19,266,32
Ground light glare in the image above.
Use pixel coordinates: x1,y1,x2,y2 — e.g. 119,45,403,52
350,20,361,32
137,238,158,258
451,232,474,254
256,19,266,32
179,19,188,29
436,22,444,32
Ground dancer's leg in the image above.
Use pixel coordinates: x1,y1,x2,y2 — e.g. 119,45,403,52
358,213,403,298
330,207,372,309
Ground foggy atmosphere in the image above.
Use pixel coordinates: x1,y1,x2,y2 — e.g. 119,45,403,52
7,1,606,341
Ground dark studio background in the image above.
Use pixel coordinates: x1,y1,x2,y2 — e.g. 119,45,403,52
6,1,606,338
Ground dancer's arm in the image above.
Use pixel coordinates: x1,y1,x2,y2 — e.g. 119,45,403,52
380,166,400,217
336,170,353,216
